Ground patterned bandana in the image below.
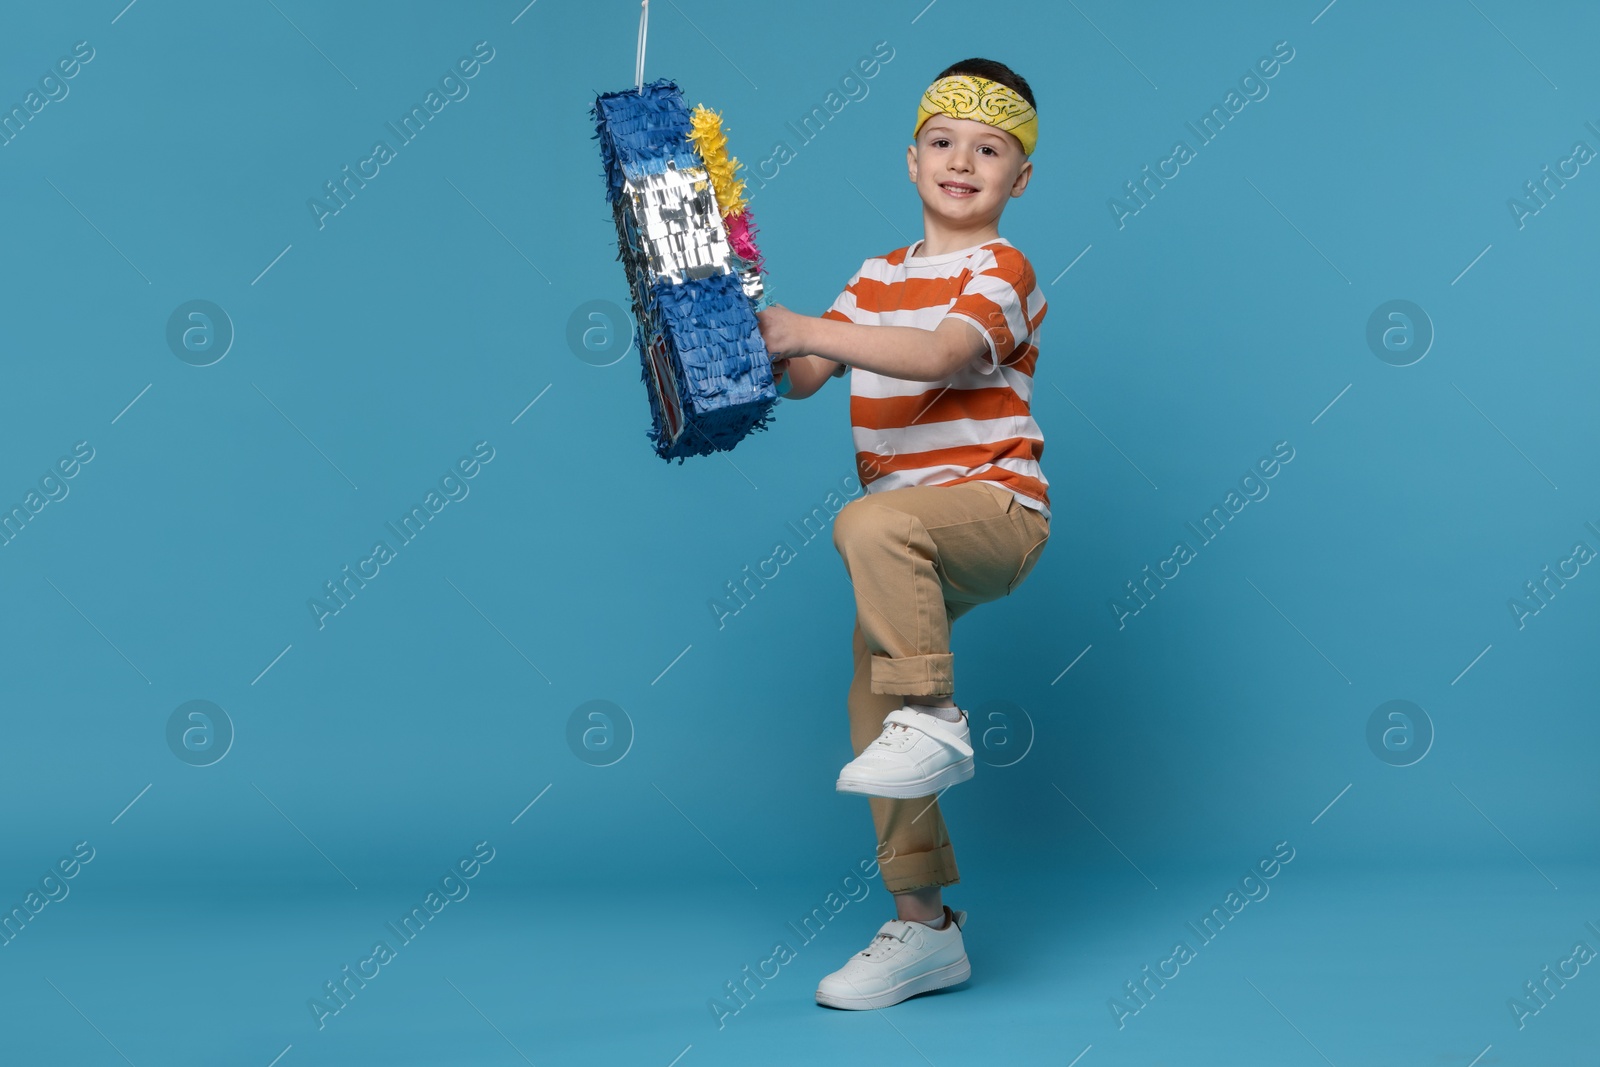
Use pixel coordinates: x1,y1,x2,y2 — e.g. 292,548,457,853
913,74,1037,156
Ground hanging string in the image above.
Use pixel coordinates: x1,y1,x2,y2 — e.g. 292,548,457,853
635,0,649,92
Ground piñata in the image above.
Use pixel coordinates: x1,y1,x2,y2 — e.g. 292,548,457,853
591,78,780,462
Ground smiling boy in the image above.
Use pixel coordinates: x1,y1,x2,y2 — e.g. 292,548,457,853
755,57,1050,1010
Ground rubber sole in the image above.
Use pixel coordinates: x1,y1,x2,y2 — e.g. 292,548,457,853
815,955,972,1010
835,756,974,799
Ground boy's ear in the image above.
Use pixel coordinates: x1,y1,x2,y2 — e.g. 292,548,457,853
1011,159,1033,196
906,143,918,181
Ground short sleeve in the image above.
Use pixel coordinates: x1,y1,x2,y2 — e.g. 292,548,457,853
945,248,1039,374
821,263,866,325
821,262,867,376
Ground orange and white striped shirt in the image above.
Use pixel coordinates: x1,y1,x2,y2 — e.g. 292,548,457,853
821,236,1050,519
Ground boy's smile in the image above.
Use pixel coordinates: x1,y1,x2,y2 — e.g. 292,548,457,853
906,116,1031,254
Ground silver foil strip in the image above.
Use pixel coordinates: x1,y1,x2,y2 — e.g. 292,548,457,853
622,160,762,295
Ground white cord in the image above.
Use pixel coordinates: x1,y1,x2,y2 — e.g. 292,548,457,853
635,0,649,92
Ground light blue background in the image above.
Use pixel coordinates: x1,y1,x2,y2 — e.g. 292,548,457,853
1,0,1596,1062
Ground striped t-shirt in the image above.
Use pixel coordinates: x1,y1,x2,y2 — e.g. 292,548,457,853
821,236,1050,519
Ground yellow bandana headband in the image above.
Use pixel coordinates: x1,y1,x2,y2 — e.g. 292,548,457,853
913,74,1037,156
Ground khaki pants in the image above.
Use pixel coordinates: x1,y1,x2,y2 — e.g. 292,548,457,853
831,479,1051,893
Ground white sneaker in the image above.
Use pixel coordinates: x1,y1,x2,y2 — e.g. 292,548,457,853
836,706,974,799
815,907,971,1010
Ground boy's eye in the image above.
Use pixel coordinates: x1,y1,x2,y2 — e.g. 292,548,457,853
931,138,997,156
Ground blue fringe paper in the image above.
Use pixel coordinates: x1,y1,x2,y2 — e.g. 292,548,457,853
592,79,698,206
643,272,777,460
591,78,780,462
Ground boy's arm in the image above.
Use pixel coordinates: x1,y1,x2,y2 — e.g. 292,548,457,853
772,354,840,401
758,305,990,386
808,316,989,382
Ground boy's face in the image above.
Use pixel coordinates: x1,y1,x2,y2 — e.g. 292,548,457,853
906,116,1032,229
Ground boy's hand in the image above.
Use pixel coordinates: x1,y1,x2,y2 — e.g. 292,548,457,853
755,304,810,361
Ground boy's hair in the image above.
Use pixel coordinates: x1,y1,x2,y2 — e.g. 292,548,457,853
933,57,1036,110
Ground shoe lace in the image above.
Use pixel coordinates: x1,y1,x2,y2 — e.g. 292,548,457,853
873,709,962,751
856,916,949,960
873,721,917,750
857,929,905,960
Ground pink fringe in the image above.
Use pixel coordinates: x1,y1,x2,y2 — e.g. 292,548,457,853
724,208,766,275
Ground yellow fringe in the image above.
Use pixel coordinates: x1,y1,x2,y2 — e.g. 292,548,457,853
688,104,746,218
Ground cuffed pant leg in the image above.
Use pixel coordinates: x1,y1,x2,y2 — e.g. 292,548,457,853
831,494,958,699
832,482,1044,698
834,481,1051,895
847,619,960,893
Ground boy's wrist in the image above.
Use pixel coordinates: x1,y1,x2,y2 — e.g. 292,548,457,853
800,313,829,365
807,315,849,368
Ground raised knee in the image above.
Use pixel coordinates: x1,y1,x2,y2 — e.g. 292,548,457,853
833,497,893,554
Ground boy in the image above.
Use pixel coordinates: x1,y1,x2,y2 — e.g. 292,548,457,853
755,57,1050,1010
